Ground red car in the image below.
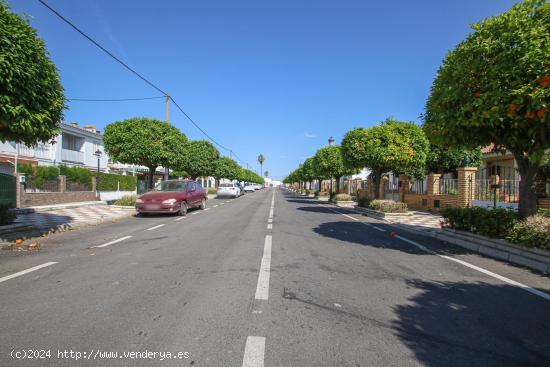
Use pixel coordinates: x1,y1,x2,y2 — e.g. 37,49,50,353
135,179,207,216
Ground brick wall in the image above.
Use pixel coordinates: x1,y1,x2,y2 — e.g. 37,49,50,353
404,193,458,211
20,191,97,207
539,198,550,209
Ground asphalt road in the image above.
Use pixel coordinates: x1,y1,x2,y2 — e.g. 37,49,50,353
0,188,549,366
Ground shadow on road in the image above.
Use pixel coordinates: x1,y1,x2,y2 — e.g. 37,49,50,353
312,220,429,254
393,279,550,366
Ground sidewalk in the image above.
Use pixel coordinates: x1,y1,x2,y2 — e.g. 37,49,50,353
14,204,135,231
383,210,444,232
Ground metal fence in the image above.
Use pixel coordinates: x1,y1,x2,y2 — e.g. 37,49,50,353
439,178,458,195
24,179,60,193
474,167,520,203
409,178,427,195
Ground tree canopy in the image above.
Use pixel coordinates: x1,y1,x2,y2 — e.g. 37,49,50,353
426,145,482,174
423,0,549,216
103,117,187,188
342,118,429,197
0,1,65,145
180,140,220,179
313,145,355,193
212,156,240,183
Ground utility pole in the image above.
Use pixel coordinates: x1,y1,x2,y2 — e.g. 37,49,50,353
164,94,170,180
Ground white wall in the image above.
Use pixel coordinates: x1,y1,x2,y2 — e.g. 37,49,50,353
99,190,137,202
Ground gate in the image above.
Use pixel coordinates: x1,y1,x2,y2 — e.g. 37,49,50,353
0,173,16,206
472,167,520,208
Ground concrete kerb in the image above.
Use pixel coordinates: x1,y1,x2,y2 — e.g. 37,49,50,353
15,201,108,214
290,192,550,274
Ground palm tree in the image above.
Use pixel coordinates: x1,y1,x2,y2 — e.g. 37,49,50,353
257,154,265,177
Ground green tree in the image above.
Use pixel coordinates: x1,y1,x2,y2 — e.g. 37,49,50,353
0,1,65,145
258,154,265,177
103,117,187,189
179,140,220,180
301,157,316,190
264,170,269,178
423,0,549,217
426,145,482,174
313,145,355,194
212,156,240,187
342,119,429,199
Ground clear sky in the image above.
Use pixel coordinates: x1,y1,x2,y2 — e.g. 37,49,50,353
10,0,519,180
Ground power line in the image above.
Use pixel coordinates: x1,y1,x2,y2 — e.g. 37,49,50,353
37,0,253,168
69,96,165,102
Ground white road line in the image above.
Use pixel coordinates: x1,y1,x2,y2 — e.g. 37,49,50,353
174,216,186,221
268,209,273,218
242,336,265,367
221,202,225,205
255,235,272,300
0,262,57,284
146,224,166,231
394,235,550,302
267,224,272,229
205,208,211,211
329,206,550,302
94,235,133,248
213,205,219,208
267,218,273,223
191,212,199,215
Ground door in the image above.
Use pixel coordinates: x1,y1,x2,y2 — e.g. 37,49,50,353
0,173,16,207
187,181,198,206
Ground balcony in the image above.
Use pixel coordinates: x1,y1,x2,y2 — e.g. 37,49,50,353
61,149,84,163
18,144,52,160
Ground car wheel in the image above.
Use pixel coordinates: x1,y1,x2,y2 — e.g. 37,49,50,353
200,198,206,209
179,202,188,216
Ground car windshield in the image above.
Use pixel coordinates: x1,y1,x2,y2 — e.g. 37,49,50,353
154,181,185,191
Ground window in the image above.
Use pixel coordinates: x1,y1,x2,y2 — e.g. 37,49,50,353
62,133,82,151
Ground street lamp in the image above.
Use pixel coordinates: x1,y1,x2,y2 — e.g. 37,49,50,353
94,149,102,196
328,136,335,146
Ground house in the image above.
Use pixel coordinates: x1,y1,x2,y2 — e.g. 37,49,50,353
0,122,108,174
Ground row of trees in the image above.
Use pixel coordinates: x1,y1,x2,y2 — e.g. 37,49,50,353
287,0,548,217
284,118,481,197
103,117,263,188
0,2,263,190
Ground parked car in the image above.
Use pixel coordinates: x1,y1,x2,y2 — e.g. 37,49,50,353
244,184,256,192
217,183,241,198
135,179,207,216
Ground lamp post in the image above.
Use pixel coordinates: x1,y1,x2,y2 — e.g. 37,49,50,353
328,136,335,146
94,149,102,196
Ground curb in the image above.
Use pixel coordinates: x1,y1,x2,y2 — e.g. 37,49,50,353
286,192,550,274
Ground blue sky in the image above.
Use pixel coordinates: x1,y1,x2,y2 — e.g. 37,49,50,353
11,0,518,180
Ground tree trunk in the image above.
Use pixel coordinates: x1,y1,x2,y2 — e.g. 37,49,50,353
335,176,341,194
372,172,381,199
514,153,539,218
147,166,157,190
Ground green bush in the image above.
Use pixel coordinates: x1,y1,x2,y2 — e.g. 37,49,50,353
332,193,353,202
0,204,16,225
114,195,137,206
317,191,329,197
358,196,371,208
34,166,59,188
441,207,518,238
537,208,550,218
98,173,137,191
507,215,550,250
368,200,408,213
208,188,217,195
59,165,93,189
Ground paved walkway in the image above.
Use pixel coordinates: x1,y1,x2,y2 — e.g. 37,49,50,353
14,205,135,231
384,210,444,232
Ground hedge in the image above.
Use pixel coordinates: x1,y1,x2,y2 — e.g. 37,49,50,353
98,173,137,191
368,199,408,213
17,163,59,189
59,165,93,189
441,207,518,239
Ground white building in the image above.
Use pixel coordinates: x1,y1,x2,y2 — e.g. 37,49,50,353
0,123,108,174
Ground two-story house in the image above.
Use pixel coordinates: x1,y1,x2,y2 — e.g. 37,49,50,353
0,123,109,174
